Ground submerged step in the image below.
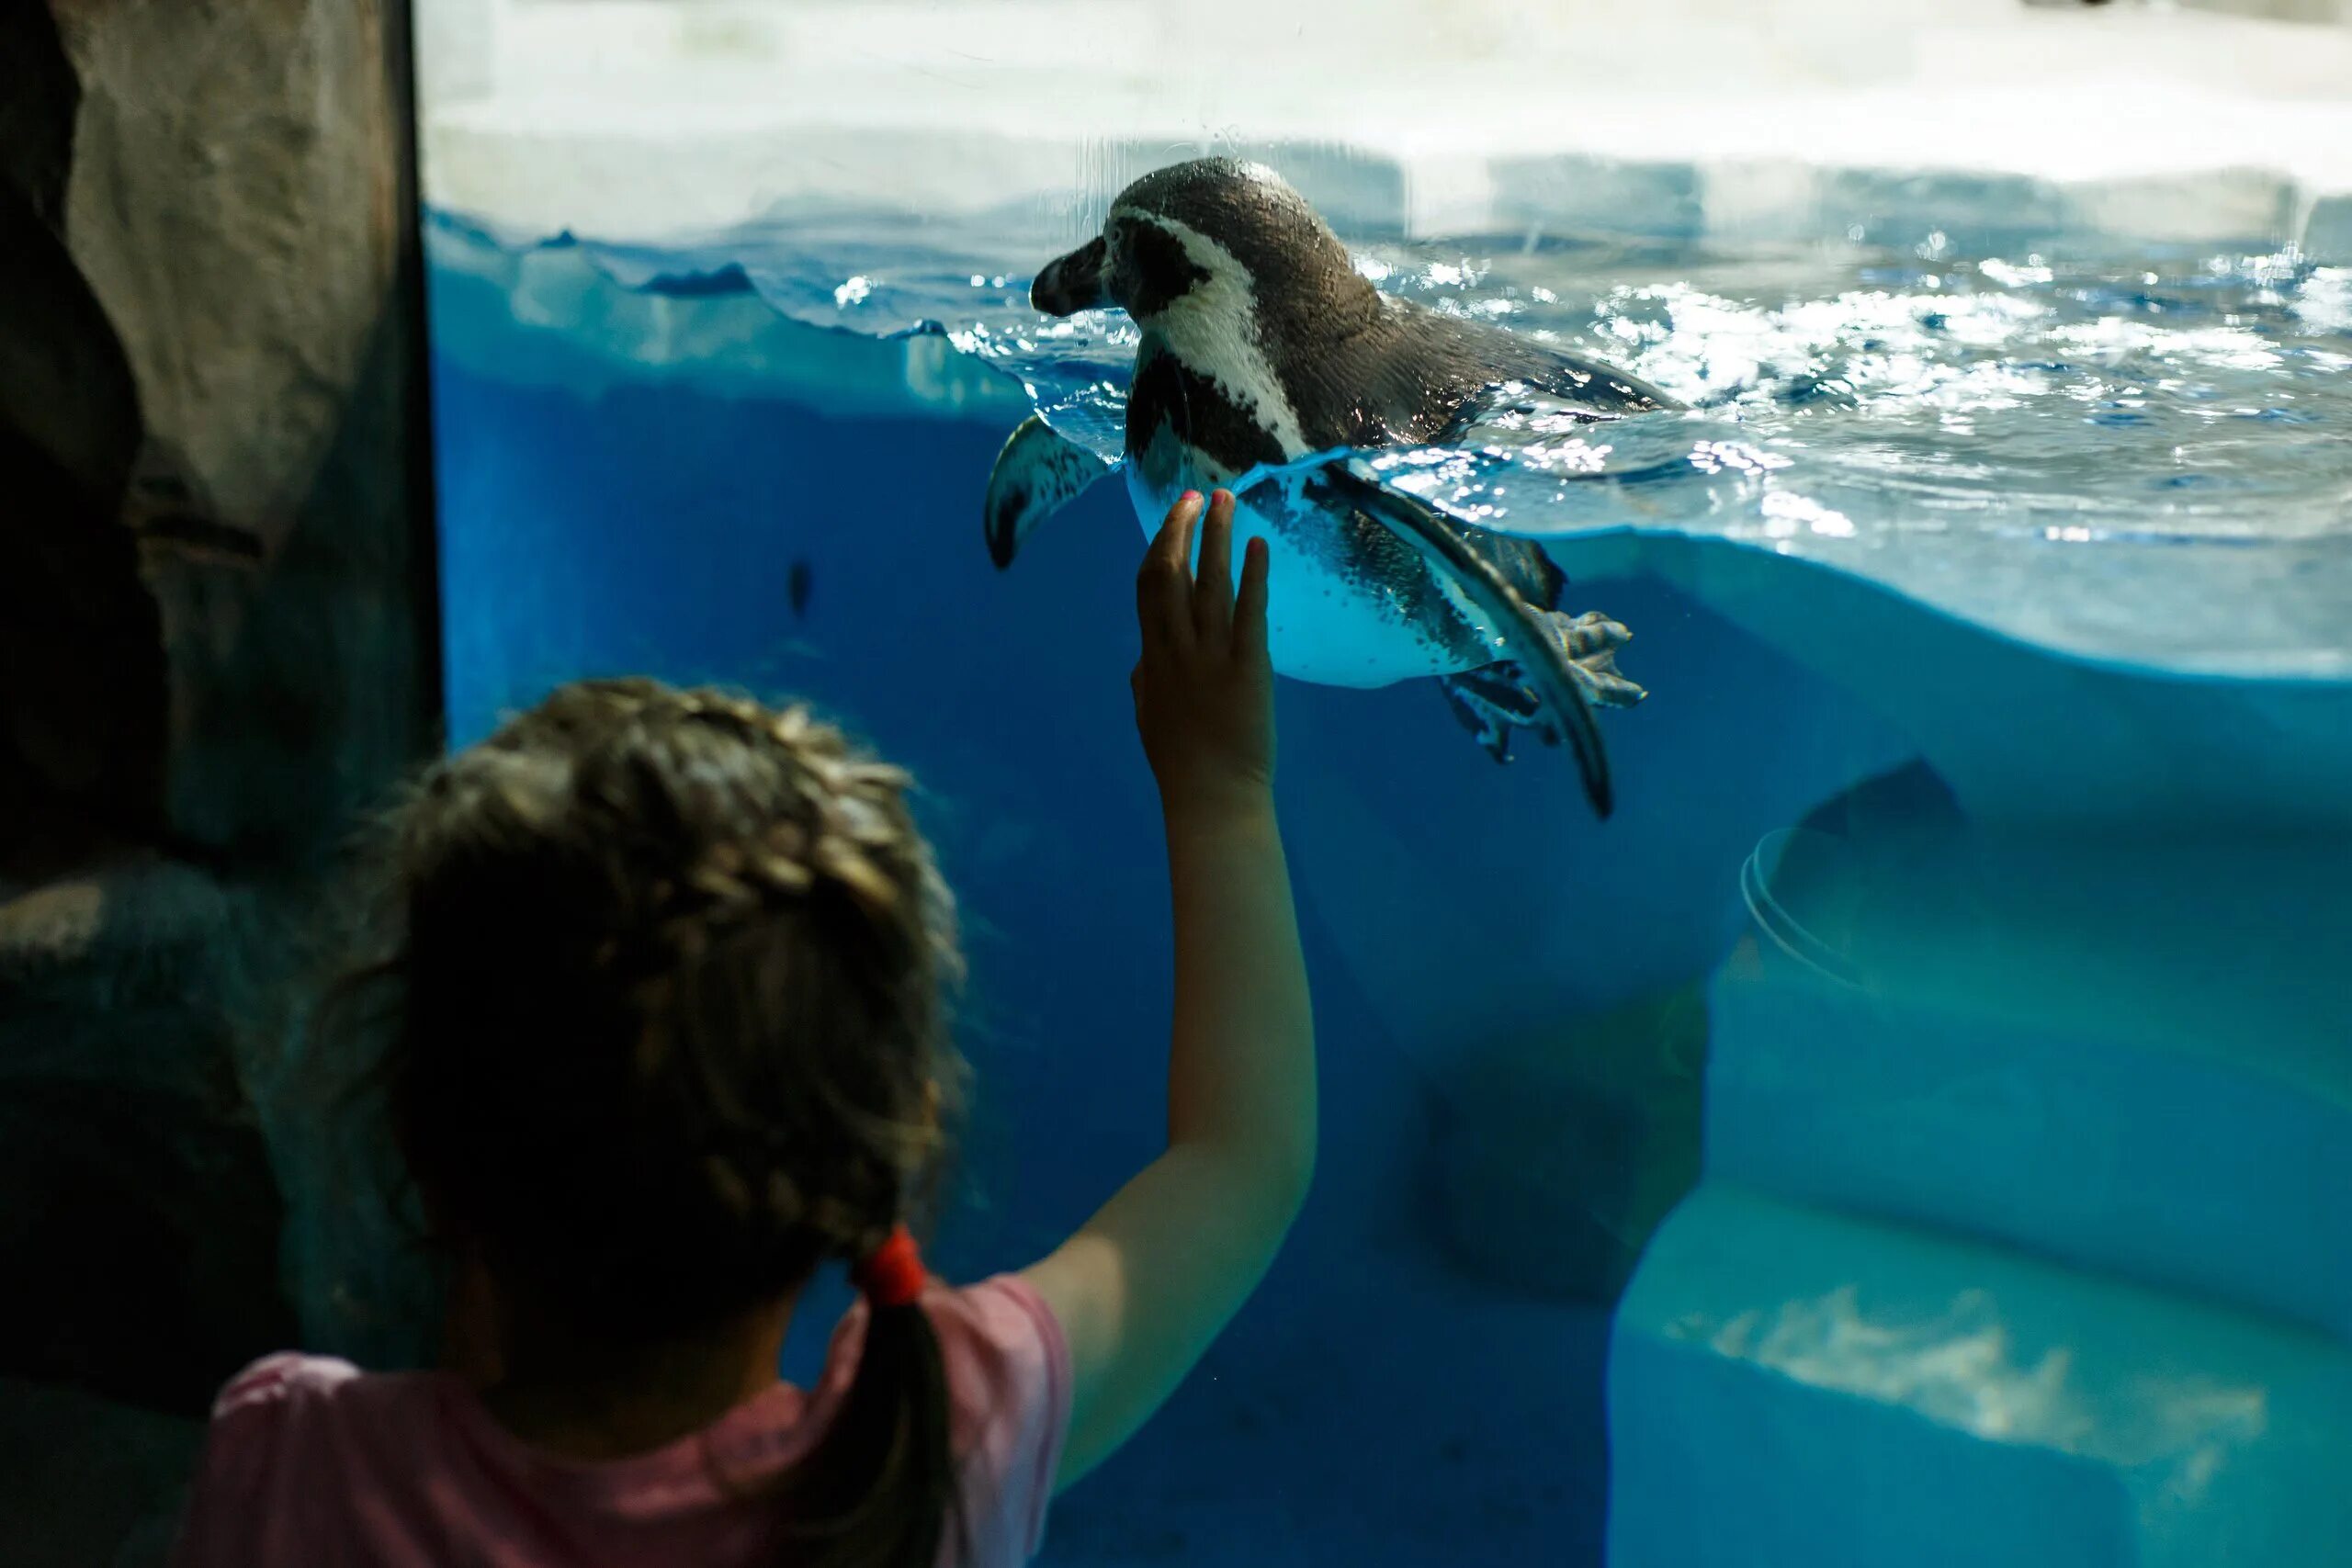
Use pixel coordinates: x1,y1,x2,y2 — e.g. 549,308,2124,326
1707,823,2352,1337
1609,1185,2352,1568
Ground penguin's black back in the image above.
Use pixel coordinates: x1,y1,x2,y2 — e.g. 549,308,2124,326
1281,296,1679,455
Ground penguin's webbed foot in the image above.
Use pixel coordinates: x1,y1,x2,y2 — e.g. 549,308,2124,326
1439,610,1645,766
1549,610,1647,710
1442,668,1534,762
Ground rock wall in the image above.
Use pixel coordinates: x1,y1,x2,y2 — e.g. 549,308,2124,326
0,2,436,1560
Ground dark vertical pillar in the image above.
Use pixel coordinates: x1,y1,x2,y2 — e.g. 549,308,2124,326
0,2,442,1560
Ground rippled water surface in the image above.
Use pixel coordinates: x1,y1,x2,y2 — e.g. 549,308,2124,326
528,208,2352,677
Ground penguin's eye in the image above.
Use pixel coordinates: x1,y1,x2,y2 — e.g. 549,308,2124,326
1109,219,1210,319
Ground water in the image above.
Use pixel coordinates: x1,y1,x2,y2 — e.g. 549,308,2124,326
514,208,2352,677
424,194,2352,1566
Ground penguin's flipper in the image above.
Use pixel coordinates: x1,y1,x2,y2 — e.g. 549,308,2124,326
1315,458,1622,819
983,414,1114,570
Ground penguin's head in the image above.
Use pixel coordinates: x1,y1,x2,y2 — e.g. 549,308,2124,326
1032,159,1371,335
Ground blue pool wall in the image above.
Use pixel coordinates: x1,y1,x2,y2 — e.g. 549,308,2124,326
429,289,1944,1558
424,215,2352,1564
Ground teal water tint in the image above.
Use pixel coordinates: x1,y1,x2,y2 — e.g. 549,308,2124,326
424,200,2352,1567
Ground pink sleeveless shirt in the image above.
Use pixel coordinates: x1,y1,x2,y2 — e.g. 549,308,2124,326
169,1276,1070,1568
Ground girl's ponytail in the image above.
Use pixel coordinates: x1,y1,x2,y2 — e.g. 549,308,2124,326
778,1227,962,1568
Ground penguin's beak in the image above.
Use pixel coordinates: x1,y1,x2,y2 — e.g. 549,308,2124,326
1031,235,1110,316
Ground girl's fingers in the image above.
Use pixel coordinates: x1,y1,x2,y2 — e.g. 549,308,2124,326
1193,490,1236,642
1145,491,1200,582
1138,491,1204,654
1234,535,1272,662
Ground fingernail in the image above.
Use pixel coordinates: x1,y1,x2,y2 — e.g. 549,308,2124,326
1212,489,1233,504
1181,490,1202,503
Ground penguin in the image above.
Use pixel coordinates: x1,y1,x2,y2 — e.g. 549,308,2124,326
983,158,1677,818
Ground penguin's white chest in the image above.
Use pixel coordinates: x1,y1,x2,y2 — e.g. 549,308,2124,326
1122,444,1505,690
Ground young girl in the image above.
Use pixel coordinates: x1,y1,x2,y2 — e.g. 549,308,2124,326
170,491,1313,1567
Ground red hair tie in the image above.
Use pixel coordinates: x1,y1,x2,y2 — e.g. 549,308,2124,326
853,1224,926,1309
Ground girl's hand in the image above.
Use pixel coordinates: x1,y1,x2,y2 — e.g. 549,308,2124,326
1131,490,1274,820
